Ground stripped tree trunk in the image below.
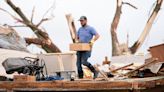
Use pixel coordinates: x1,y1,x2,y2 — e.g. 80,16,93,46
110,0,122,56
5,0,61,53
130,0,163,54
111,0,162,56
65,14,77,43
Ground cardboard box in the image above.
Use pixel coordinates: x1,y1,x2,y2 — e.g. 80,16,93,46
69,43,91,51
149,43,164,62
14,75,36,82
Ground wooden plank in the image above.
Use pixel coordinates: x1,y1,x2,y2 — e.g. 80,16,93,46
0,77,163,91
0,76,164,91
70,43,91,51
42,52,76,55
149,43,164,62
111,63,133,73
14,75,36,82
0,89,6,92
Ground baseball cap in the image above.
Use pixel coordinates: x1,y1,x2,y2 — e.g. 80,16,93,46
79,16,87,21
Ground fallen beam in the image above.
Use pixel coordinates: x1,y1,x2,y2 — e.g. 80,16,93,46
111,63,134,73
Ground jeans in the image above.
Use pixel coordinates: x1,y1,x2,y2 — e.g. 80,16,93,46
76,51,95,78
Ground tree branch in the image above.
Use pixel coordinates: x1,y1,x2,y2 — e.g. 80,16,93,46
6,0,29,23
122,2,138,9
42,0,56,19
25,37,49,46
30,6,35,23
8,25,27,28
5,0,61,53
110,0,123,56
25,38,42,45
36,18,51,27
36,0,55,27
0,8,24,24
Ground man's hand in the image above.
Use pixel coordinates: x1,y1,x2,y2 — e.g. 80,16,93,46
89,34,100,47
89,40,94,46
75,40,79,43
75,39,80,43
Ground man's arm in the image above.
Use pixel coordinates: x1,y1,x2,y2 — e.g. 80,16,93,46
90,27,100,43
92,33,100,42
90,33,100,45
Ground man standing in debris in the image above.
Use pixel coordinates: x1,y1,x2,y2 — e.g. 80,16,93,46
76,16,100,79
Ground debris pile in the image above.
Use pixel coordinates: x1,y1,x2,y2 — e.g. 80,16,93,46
94,43,164,80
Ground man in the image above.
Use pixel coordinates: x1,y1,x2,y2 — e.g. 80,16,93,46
76,16,100,79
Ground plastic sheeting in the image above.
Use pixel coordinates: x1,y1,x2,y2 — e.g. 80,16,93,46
2,58,31,74
0,26,28,52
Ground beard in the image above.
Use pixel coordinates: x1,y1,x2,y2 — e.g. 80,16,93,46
82,23,87,27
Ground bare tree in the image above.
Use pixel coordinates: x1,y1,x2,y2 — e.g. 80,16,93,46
110,0,137,56
130,0,163,54
110,0,163,56
3,0,61,53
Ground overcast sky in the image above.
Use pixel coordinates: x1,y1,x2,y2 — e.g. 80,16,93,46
0,0,164,64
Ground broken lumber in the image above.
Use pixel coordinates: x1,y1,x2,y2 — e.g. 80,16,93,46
123,58,158,77
95,64,110,81
111,63,133,73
